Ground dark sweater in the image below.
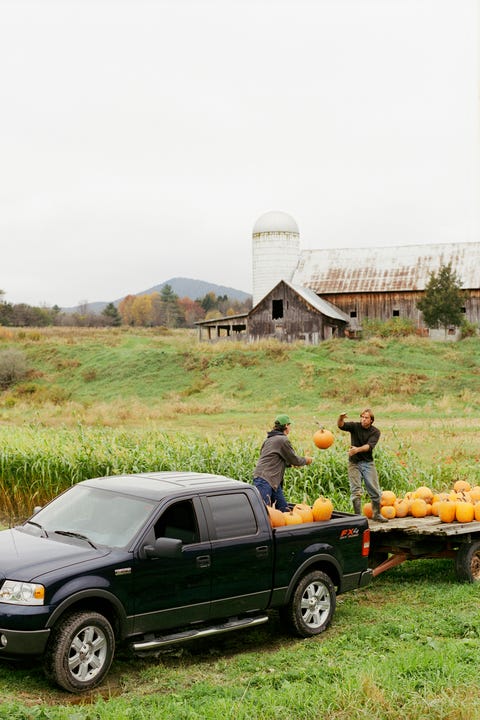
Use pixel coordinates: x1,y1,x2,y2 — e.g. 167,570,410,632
253,430,307,489
339,421,380,463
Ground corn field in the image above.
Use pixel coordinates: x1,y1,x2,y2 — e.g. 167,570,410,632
0,425,478,522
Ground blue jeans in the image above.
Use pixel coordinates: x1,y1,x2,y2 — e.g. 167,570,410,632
348,461,381,504
253,477,288,512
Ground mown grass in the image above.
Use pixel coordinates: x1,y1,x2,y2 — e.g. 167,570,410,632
0,561,479,718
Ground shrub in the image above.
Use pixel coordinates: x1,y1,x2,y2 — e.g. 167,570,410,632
0,349,28,389
460,319,478,339
362,318,417,338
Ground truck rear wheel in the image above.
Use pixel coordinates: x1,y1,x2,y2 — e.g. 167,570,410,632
282,570,336,638
455,540,480,583
44,611,115,692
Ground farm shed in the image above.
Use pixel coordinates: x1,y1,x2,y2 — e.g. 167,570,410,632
196,281,348,344
248,280,348,343
196,312,248,341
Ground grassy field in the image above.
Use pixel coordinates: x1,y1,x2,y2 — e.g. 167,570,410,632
0,327,480,717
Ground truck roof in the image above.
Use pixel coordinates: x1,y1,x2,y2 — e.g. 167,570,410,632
82,471,248,501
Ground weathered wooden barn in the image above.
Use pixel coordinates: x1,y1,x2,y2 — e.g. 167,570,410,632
197,211,480,343
292,242,480,334
196,281,349,343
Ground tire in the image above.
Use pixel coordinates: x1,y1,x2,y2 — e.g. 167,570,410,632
282,570,336,638
455,540,480,583
44,611,115,692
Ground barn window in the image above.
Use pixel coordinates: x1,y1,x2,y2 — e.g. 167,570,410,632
272,299,284,319
461,307,466,314
392,310,400,317
350,310,357,318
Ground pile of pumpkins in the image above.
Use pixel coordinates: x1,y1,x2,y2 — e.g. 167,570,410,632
363,480,480,523
267,497,334,527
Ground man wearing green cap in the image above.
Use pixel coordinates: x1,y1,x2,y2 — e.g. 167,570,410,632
253,414,313,511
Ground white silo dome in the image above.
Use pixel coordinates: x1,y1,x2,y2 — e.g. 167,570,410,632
252,211,300,305
253,210,299,235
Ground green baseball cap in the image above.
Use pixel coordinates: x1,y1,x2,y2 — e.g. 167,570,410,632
275,414,292,426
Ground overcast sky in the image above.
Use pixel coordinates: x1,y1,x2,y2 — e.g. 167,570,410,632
2,0,479,308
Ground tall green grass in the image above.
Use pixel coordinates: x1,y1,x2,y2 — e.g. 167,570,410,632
2,424,478,521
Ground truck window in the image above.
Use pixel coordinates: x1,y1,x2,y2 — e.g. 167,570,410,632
154,500,199,544
206,493,258,539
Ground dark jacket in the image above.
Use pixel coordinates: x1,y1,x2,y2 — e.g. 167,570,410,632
253,430,307,489
339,421,380,463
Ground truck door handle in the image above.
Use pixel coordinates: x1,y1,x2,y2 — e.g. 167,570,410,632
196,555,211,568
256,546,269,558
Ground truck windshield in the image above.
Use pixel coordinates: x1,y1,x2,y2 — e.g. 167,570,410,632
24,485,156,548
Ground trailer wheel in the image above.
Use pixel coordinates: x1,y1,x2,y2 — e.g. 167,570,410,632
455,540,480,583
281,570,336,638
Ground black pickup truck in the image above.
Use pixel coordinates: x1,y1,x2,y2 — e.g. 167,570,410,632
0,472,372,692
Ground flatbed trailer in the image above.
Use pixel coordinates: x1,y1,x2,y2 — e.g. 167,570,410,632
368,515,480,583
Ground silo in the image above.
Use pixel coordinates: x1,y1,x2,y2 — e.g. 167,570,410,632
252,211,300,305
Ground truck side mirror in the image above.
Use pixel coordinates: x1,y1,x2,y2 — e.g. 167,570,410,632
144,536,182,559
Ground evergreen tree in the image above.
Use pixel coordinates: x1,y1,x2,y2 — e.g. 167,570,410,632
160,284,180,327
417,262,465,337
102,302,122,326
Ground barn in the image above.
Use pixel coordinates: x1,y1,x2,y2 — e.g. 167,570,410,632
196,280,348,343
197,210,480,343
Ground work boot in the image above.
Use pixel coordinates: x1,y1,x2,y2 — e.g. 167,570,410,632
352,498,362,515
372,499,388,523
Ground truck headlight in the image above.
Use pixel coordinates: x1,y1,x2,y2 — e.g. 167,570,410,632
0,580,45,606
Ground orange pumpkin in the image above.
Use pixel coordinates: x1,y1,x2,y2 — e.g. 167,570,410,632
293,503,314,523
381,505,396,519
475,503,480,522
381,490,396,506
313,428,334,449
363,502,373,519
469,486,480,503
454,480,471,493
312,496,334,521
394,499,410,518
283,510,303,525
266,505,287,527
410,498,428,518
456,501,474,523
438,501,456,523
414,486,433,503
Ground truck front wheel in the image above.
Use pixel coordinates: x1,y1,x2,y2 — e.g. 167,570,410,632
44,611,115,692
455,540,480,583
282,570,336,638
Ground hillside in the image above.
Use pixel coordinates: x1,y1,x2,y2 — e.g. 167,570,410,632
2,328,480,464
62,277,251,313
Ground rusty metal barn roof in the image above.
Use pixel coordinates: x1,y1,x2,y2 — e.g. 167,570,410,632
287,282,350,322
292,242,480,294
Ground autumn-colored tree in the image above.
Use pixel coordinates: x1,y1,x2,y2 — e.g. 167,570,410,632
118,295,137,325
177,297,205,327
131,294,154,326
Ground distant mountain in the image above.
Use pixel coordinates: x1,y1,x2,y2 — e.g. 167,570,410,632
62,277,251,314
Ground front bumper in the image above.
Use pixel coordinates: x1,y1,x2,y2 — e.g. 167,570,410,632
0,627,50,657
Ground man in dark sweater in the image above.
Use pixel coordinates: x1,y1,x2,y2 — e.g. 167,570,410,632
337,408,387,522
253,414,312,511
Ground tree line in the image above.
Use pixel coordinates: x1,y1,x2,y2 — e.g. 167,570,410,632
0,265,474,334
0,286,252,328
